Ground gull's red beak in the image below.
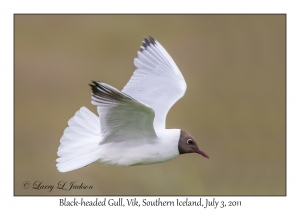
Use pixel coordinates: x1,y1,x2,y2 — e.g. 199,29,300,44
195,149,209,159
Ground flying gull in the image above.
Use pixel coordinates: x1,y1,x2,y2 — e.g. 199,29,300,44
56,36,209,172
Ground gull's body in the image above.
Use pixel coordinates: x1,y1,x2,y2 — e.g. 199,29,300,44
57,37,208,172
95,129,180,166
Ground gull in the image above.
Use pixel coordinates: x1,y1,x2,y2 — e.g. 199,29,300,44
57,36,209,172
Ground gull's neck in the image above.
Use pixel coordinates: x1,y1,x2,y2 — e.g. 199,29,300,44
155,128,181,159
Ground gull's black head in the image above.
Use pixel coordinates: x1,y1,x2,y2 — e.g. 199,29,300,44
178,130,209,158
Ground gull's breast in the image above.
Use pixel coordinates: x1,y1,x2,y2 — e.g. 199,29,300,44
97,133,180,166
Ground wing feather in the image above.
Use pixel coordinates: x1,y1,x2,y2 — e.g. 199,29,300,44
90,81,156,144
122,37,187,133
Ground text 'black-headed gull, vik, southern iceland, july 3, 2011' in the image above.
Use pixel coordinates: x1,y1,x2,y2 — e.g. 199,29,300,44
56,36,209,172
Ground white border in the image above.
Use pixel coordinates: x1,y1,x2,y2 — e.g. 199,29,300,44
2,0,299,209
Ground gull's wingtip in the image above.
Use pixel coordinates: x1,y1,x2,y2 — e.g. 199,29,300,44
140,36,157,52
149,36,156,44
143,36,156,44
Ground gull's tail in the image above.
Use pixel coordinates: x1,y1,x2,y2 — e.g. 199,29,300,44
56,107,102,172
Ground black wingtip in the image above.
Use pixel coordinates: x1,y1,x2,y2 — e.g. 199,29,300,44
139,36,156,52
144,37,150,45
142,41,147,49
149,36,156,45
89,81,99,93
89,80,98,88
89,81,139,105
89,81,106,93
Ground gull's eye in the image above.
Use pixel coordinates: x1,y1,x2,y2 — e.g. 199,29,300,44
187,139,193,144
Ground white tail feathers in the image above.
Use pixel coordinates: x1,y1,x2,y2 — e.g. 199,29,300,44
56,107,102,172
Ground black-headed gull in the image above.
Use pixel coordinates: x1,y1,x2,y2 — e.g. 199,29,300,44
57,37,208,172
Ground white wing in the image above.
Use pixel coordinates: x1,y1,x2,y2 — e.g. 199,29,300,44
90,81,156,144
122,37,187,134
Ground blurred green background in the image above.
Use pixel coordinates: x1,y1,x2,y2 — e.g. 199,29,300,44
14,15,285,195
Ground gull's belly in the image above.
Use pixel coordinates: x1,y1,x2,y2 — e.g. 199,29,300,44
97,141,179,166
